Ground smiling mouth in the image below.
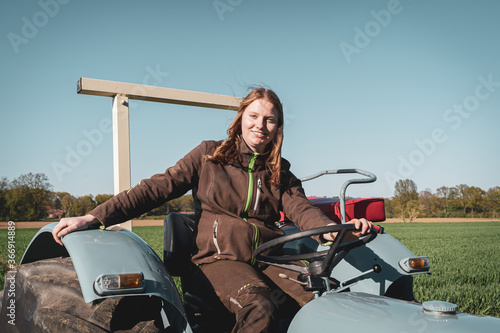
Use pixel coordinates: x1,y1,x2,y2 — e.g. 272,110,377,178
252,131,267,138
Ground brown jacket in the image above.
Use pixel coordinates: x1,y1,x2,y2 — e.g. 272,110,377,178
89,140,333,265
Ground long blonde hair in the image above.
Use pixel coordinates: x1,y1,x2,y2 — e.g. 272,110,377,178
207,87,284,186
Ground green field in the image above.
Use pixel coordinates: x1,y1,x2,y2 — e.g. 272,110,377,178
382,222,500,317
1,222,499,318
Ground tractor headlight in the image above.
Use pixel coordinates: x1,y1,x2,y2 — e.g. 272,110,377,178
399,256,430,274
94,273,145,296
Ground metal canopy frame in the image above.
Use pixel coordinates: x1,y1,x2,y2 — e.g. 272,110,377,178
77,77,242,229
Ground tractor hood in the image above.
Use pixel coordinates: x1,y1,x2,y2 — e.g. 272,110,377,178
289,292,500,333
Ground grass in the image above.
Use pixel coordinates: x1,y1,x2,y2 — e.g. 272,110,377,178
382,222,500,317
1,222,499,318
0,228,39,290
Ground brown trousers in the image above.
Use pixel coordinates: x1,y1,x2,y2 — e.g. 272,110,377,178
190,260,315,333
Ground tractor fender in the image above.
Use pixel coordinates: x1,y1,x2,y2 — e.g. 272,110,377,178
288,292,500,333
20,223,188,322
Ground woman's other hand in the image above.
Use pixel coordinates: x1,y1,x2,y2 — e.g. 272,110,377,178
322,218,373,242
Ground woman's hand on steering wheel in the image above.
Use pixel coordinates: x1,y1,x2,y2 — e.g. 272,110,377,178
322,218,374,242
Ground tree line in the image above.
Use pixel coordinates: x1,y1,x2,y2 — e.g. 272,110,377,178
1,173,499,222
385,179,500,221
0,173,194,222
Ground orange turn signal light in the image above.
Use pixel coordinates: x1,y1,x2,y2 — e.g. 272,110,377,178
399,256,430,273
94,272,145,296
409,258,426,269
115,274,143,289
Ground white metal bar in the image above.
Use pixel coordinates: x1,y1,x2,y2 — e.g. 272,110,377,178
78,77,242,110
112,95,131,230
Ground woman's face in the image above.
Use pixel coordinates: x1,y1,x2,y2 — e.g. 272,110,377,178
241,98,279,154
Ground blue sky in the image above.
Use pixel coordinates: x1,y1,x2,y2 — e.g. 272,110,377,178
1,0,499,200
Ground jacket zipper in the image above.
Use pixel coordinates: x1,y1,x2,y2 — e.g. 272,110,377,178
251,224,259,265
213,220,221,254
243,153,258,221
243,153,259,221
243,153,259,265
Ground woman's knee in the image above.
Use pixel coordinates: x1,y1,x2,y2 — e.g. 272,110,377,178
232,285,277,332
232,285,274,310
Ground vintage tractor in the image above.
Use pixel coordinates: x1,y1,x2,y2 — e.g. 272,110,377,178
1,169,499,332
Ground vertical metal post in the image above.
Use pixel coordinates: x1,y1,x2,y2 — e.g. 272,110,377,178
112,95,132,230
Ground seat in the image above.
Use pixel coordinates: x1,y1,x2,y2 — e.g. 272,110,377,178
163,212,196,277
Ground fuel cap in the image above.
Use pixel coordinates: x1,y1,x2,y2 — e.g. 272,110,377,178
422,301,458,314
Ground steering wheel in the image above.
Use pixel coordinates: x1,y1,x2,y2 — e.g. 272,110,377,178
254,224,377,278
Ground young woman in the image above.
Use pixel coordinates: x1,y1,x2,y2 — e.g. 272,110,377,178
53,87,372,332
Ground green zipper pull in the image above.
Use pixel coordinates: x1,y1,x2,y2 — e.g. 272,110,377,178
243,153,260,265
243,153,258,221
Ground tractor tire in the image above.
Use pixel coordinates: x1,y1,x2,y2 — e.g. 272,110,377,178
0,257,168,332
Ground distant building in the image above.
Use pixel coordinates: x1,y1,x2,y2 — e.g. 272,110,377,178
44,206,65,219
